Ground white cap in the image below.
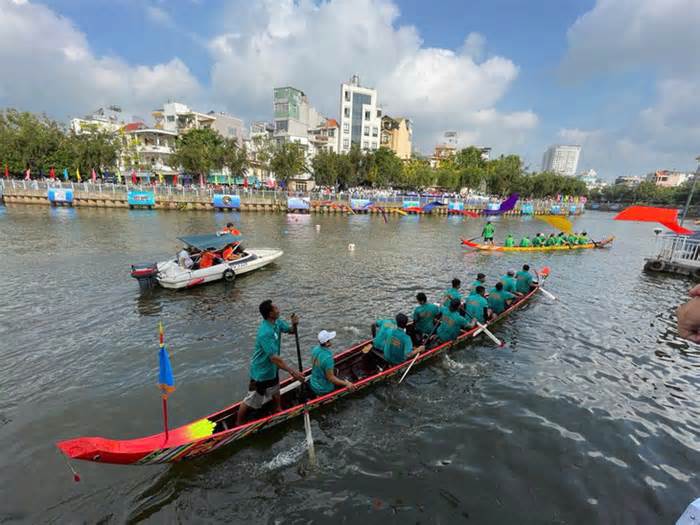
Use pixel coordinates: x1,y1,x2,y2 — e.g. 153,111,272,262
318,330,336,344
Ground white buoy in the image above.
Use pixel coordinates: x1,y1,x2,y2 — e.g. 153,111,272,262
348,243,355,251
315,224,321,232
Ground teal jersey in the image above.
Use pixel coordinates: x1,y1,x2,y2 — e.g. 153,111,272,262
488,288,515,314
382,327,413,364
413,303,439,335
500,275,517,294
545,237,557,246
373,319,396,349
470,280,485,293
250,318,292,381
515,270,534,293
482,223,495,238
442,287,462,307
519,237,531,247
567,234,578,244
578,235,589,245
436,307,470,342
310,345,335,395
532,236,543,247
465,293,489,323
504,236,515,247
554,236,564,245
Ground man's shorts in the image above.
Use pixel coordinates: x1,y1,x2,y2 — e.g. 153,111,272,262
242,377,280,409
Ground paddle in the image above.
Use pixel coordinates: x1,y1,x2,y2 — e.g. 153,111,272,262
293,320,316,465
398,321,440,384
535,268,556,300
463,307,505,347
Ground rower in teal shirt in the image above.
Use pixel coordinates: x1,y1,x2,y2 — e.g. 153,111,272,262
436,299,471,343
488,282,516,314
500,270,518,294
413,292,439,337
382,314,422,364
442,278,462,307
250,316,293,381
372,318,396,350
465,286,490,324
515,264,534,293
310,330,354,396
470,273,486,293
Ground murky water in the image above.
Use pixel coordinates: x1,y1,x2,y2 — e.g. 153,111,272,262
1,205,698,523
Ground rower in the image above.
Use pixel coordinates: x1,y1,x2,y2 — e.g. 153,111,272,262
435,298,471,343
372,317,397,351
515,264,534,294
531,233,543,247
578,231,589,244
567,231,578,245
236,300,306,426
382,313,423,364
309,330,354,397
504,233,515,247
556,232,566,245
470,273,486,293
465,285,492,325
412,292,439,342
482,220,495,246
519,235,531,247
488,281,516,315
442,278,462,307
545,233,557,246
500,270,522,297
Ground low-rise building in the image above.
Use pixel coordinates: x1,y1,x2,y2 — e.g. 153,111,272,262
615,175,643,187
70,106,125,135
208,111,246,144
577,169,607,190
153,102,216,134
309,118,340,155
119,123,178,177
429,143,457,168
648,170,694,188
380,116,412,159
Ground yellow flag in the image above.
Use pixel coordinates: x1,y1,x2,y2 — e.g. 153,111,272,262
536,215,573,234
76,167,81,182
158,172,164,184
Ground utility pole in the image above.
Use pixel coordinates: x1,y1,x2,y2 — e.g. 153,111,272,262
679,156,700,227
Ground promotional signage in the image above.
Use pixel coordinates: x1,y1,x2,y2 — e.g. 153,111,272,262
47,188,74,203
287,197,310,210
212,194,241,209
550,205,561,215
350,198,372,210
402,200,420,209
486,202,501,211
448,201,464,211
569,205,578,215
127,190,156,207
521,203,534,215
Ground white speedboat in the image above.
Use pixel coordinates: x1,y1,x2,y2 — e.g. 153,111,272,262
131,233,283,290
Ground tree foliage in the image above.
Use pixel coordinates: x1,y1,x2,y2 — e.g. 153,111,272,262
270,141,307,183
170,127,224,176
222,138,249,177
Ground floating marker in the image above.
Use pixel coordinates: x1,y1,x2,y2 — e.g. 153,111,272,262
348,243,355,251
315,224,321,232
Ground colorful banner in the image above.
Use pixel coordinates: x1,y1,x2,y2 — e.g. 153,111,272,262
350,198,373,210
521,203,534,215
47,188,74,203
212,194,241,209
550,205,561,215
287,197,310,210
402,200,420,210
486,202,501,212
448,201,464,211
127,190,156,207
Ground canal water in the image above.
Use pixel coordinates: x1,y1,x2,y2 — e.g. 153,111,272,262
0,205,698,523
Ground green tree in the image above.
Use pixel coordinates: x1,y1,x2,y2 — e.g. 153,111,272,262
371,147,403,187
270,141,307,183
222,138,248,178
170,127,225,177
69,125,119,173
312,150,341,187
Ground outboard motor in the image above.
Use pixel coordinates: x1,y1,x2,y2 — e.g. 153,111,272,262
130,263,159,291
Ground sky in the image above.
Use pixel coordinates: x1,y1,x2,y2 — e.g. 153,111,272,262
1,0,699,180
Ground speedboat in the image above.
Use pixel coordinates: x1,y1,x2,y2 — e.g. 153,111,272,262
130,233,283,290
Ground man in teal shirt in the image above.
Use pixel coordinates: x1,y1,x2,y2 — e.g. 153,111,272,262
500,270,521,296
532,233,543,247
470,273,486,293
515,264,534,293
382,313,423,364
465,286,491,324
372,318,396,350
436,299,471,343
413,292,439,341
236,300,306,425
545,233,557,246
488,281,516,315
309,330,354,396
442,278,462,307
519,236,531,247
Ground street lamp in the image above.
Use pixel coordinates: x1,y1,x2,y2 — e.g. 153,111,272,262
679,156,700,227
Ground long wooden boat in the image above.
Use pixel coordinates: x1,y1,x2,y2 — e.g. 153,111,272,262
56,277,547,466
461,236,614,252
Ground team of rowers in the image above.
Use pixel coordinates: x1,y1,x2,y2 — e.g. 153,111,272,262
177,223,244,270
235,265,537,425
504,231,591,247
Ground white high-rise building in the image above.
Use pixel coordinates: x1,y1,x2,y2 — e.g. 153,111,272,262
338,75,382,153
542,144,581,176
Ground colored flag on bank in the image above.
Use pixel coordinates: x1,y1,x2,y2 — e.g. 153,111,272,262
158,322,175,397
63,168,69,181
76,167,81,182
614,205,693,235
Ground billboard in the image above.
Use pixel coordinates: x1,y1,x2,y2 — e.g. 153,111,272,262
47,188,74,203
350,198,372,210
520,203,534,215
402,200,420,209
127,190,156,207
448,201,464,211
287,197,310,210
212,194,241,209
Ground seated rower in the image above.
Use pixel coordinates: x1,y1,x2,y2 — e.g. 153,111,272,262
519,235,531,247
236,300,305,425
309,330,354,397
556,232,566,245
504,233,515,247
532,233,543,247
442,278,462,307
545,233,557,246
382,313,423,364
435,298,471,344
500,269,523,297
413,292,439,342
465,285,492,325
578,231,589,245
488,281,516,315
470,273,486,293
372,317,397,350
567,232,578,245
515,264,534,293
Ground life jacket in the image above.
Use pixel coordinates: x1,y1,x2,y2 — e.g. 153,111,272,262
222,246,234,260
226,227,241,236
199,251,215,268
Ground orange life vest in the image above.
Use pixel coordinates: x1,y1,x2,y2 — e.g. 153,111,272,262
199,251,215,268
227,227,241,236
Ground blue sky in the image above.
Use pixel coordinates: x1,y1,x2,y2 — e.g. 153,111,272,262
2,0,699,179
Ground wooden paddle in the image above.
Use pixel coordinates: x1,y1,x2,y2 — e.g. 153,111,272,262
463,307,505,347
293,321,316,466
535,268,556,300
398,320,441,384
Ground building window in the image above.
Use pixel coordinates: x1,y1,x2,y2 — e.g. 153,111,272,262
276,120,288,132
274,102,289,117
343,122,350,133
371,142,377,150
377,110,382,118
344,90,350,102
364,126,369,136
372,126,378,137
344,107,350,118
328,129,335,137
381,133,389,144
343,138,350,148
167,116,175,122
364,110,370,120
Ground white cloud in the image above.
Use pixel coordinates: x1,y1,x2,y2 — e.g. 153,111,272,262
0,0,202,120
208,0,536,154
145,5,175,28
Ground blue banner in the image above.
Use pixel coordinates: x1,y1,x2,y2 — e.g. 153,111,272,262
521,203,534,215
550,205,561,215
287,197,310,210
47,188,74,203
127,190,156,207
350,198,372,210
569,205,578,215
212,194,241,209
402,200,420,209
486,202,501,211
448,201,464,211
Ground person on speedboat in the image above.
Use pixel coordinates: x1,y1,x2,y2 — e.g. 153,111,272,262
222,242,242,261
178,247,194,269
